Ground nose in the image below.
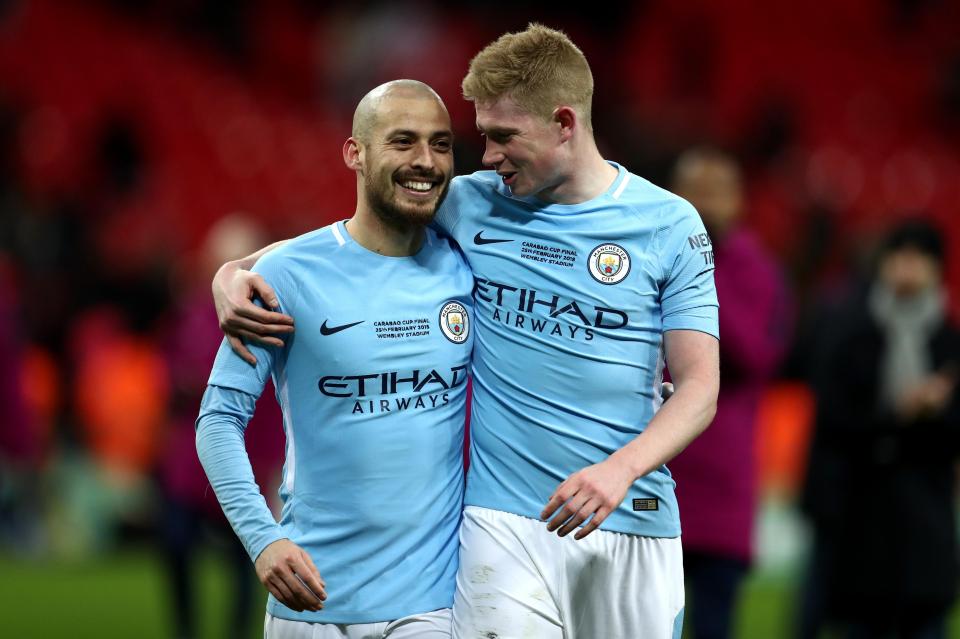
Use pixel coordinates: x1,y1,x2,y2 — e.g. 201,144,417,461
410,141,436,171
482,139,503,168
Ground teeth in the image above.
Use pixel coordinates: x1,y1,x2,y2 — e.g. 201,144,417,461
401,181,433,192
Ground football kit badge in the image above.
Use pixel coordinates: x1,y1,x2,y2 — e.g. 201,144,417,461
439,301,470,343
588,244,631,284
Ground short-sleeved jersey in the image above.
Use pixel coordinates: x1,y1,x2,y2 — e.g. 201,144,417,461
435,163,718,537
197,221,474,624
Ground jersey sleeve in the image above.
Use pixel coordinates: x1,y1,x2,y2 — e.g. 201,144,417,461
195,253,296,562
657,202,720,337
195,384,285,562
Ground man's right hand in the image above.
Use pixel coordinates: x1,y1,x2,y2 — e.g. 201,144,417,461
213,261,295,365
254,539,327,612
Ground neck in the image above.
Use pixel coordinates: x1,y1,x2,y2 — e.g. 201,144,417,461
346,204,424,257
537,137,618,205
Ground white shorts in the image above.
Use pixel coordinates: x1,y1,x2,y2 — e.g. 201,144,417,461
453,506,684,639
265,608,451,639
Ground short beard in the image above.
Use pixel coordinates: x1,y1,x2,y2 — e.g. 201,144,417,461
364,170,449,230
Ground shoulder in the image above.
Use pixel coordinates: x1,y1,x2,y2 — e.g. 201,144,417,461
449,171,506,205
615,170,701,229
252,225,342,292
452,171,501,194
447,172,500,205
425,225,458,249
934,315,960,355
438,172,502,233
423,226,470,268
254,226,339,273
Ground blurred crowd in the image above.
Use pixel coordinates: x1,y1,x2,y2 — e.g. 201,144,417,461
1,1,960,637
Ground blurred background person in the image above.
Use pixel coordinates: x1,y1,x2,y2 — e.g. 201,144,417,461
0,253,42,548
797,219,960,639
670,147,792,639
159,213,283,639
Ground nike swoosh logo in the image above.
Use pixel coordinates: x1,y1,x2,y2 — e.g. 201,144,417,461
320,320,364,336
474,231,513,245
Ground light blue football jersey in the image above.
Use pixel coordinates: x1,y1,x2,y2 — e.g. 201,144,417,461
196,221,474,624
435,163,718,537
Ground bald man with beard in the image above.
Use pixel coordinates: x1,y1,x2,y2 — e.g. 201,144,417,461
196,81,474,639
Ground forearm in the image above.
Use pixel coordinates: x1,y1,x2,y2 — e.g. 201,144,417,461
196,386,285,561
611,376,718,480
540,330,718,539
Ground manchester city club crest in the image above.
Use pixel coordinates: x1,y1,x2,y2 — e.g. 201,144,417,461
588,243,631,284
439,301,470,343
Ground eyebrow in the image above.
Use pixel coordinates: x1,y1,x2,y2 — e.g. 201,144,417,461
385,128,453,139
477,125,520,136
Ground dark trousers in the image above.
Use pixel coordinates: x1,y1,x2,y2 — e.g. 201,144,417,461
797,532,949,639
683,550,750,639
846,615,947,639
160,496,255,639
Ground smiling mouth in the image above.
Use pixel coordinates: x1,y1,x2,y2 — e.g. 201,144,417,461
396,177,441,196
498,171,517,186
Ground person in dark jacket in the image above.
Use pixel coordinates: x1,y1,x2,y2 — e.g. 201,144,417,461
798,219,960,639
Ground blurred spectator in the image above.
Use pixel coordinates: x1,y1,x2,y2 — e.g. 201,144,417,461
55,296,169,555
46,109,172,554
158,213,283,639
0,254,43,549
0,97,34,467
670,147,792,639
797,219,960,639
71,306,169,475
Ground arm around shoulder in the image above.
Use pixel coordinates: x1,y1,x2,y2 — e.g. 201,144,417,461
212,240,296,365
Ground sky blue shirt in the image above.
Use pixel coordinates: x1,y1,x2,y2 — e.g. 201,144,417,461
196,221,474,624
435,163,719,537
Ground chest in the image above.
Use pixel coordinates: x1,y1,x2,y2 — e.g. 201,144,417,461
459,209,662,326
285,261,473,376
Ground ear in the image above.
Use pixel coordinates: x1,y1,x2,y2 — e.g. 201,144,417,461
554,106,576,143
343,137,363,171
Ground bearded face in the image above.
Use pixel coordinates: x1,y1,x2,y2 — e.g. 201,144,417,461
363,155,451,229
358,92,454,229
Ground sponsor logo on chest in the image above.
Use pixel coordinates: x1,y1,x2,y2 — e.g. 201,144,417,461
314,301,470,415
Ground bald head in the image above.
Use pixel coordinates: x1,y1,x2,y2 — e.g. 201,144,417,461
343,79,454,234
352,80,447,144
